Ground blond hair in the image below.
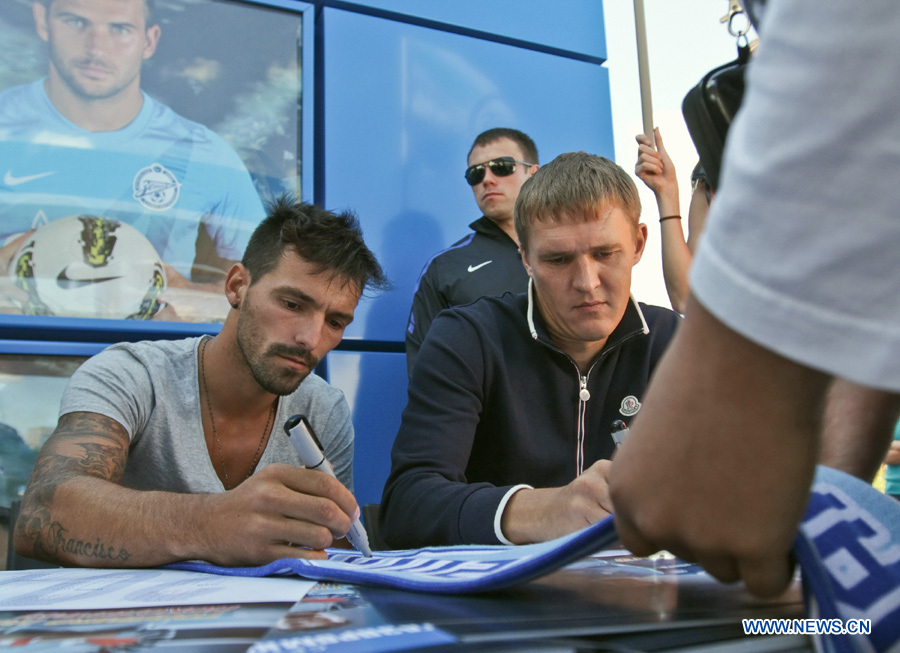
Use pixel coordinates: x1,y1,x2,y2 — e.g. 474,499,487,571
514,152,641,250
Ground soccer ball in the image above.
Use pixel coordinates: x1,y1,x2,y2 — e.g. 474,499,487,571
8,215,167,320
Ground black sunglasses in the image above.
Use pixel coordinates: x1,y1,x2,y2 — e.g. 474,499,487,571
464,156,535,186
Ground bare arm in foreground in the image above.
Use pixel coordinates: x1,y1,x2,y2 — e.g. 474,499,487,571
609,295,831,598
818,377,900,481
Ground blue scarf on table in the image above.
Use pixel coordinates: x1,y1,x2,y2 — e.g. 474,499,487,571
168,466,899,653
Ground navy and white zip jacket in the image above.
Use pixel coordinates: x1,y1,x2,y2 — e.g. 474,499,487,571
381,284,680,548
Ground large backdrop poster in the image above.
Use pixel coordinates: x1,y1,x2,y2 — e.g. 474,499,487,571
0,0,303,323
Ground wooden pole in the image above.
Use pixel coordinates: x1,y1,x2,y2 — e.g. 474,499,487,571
633,0,654,144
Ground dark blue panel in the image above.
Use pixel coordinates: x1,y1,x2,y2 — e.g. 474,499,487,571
326,350,407,509
328,0,607,62
0,314,220,345
0,339,107,356
323,8,613,342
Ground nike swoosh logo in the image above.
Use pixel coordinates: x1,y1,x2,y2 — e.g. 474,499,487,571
467,260,493,273
57,269,124,289
4,170,56,186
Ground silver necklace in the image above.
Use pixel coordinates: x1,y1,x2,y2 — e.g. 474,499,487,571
199,337,274,489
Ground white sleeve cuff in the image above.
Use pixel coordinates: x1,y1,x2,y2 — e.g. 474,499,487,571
493,484,533,545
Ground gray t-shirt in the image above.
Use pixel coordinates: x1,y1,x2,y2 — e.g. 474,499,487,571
59,337,354,493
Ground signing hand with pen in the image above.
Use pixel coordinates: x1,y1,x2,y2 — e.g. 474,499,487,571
16,413,362,569
198,463,361,565
499,459,614,544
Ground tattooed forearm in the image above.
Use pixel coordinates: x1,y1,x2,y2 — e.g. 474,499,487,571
15,412,132,563
43,522,131,562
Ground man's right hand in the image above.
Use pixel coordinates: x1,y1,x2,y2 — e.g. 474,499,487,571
635,128,679,215
500,459,613,544
196,463,361,566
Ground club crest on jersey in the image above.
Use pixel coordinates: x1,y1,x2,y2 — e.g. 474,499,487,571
619,395,641,417
133,163,180,211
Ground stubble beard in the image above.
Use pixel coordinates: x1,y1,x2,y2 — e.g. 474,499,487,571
235,301,320,397
49,43,137,101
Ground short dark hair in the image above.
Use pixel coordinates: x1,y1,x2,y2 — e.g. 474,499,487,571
241,196,388,296
515,152,641,250
38,0,158,26
468,128,539,165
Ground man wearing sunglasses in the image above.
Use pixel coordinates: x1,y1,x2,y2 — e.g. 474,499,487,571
405,128,539,376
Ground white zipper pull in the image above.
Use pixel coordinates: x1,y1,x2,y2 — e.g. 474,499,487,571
579,375,591,402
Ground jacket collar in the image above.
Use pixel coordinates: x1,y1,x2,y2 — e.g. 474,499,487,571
525,278,649,355
469,216,518,245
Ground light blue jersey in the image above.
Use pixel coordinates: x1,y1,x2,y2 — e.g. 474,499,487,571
0,80,264,279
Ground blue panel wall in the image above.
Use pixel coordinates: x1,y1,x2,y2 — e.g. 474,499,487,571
325,0,607,63
327,350,408,508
